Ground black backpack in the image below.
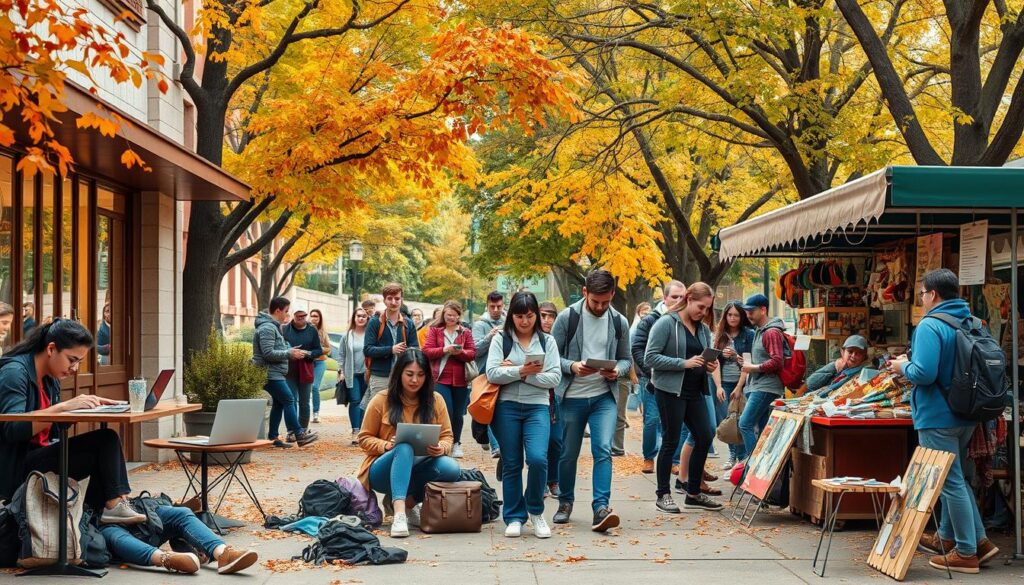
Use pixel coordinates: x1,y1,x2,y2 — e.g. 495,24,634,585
299,518,407,565
562,306,623,349
299,479,352,518
459,468,501,523
0,501,18,567
925,313,1009,422
500,330,547,358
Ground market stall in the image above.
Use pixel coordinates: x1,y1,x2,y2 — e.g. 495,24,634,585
719,165,1023,554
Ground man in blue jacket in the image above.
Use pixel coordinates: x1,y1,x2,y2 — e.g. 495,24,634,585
891,269,997,574
361,283,419,409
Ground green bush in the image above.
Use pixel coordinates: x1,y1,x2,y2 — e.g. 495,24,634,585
185,330,266,412
235,325,256,343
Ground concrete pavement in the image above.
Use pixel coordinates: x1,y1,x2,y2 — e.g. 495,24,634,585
100,401,1023,584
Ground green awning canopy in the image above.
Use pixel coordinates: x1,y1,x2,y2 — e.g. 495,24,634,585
719,165,1024,260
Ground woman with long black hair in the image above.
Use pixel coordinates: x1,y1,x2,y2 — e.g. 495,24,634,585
710,301,755,469
0,319,143,524
357,349,461,538
486,291,561,539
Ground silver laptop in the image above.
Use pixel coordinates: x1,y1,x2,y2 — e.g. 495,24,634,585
395,423,441,456
170,399,266,446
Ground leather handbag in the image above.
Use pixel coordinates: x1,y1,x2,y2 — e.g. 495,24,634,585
419,481,482,534
716,390,746,445
468,375,499,424
463,360,480,382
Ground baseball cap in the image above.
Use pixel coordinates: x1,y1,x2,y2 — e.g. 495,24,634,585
842,335,868,351
741,294,770,312
291,300,309,315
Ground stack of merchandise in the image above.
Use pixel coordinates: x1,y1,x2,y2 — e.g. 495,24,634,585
773,369,912,419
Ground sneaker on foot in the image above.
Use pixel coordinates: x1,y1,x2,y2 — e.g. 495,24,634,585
547,482,561,498
452,443,464,458
312,413,320,424
296,430,319,446
160,551,200,574
674,478,689,494
505,521,523,537
683,493,724,511
217,546,258,574
286,431,296,443
721,457,736,472
272,439,294,449
611,448,625,457
703,470,718,482
391,513,410,538
929,549,979,574
100,500,146,525
918,531,954,555
530,514,551,539
407,504,422,528
977,539,999,566
492,448,501,459
553,502,572,524
642,459,655,474
656,494,681,514
591,507,620,532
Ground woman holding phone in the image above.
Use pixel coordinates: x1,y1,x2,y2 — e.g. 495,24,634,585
486,291,561,538
644,282,721,513
422,300,476,458
357,349,460,538
710,301,754,469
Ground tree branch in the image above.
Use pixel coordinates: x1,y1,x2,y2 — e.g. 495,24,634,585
220,196,275,261
225,210,292,270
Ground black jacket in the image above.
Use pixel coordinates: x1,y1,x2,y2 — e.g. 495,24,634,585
363,314,419,377
630,305,664,379
0,353,61,501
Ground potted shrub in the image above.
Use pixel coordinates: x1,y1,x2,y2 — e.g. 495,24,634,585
183,330,268,463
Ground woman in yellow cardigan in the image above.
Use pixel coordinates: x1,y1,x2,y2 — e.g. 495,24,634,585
357,349,461,538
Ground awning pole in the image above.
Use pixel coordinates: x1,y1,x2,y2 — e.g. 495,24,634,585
1012,208,1022,559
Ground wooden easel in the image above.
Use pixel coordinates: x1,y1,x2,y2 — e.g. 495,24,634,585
731,410,805,526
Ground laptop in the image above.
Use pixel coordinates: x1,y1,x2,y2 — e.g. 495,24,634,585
68,370,175,414
170,399,267,446
395,423,441,456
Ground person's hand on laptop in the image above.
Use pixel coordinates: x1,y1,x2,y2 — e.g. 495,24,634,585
426,444,444,457
59,394,121,412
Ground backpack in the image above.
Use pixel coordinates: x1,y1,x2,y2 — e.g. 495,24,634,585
500,330,547,359
298,517,407,565
9,471,89,568
334,477,382,528
77,508,110,569
458,468,502,523
563,306,624,350
364,316,411,383
924,313,1009,422
299,479,352,519
0,500,18,567
765,324,806,391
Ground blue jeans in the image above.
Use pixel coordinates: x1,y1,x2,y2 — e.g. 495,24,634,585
311,360,326,414
559,391,617,511
717,380,746,461
488,427,500,451
435,383,470,445
739,391,776,460
918,426,987,555
368,443,461,501
346,375,366,432
491,401,550,523
286,377,313,429
547,398,563,485
100,506,224,566
266,379,303,439
639,381,661,461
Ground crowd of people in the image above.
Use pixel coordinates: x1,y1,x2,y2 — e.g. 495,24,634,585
0,267,1000,575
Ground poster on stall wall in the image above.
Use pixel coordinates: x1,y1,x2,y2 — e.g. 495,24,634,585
959,220,988,286
914,233,943,307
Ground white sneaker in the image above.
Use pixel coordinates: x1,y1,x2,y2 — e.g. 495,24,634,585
407,504,421,527
530,514,551,539
312,413,320,423
391,514,410,538
100,500,146,525
452,443,464,458
721,457,736,472
505,521,522,537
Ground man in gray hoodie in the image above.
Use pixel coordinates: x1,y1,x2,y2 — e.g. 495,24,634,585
252,296,318,447
551,270,631,533
473,291,505,455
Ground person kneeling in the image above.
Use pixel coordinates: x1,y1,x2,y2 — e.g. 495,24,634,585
357,349,461,538
101,505,258,574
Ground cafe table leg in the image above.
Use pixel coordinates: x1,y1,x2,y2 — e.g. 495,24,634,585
18,423,106,578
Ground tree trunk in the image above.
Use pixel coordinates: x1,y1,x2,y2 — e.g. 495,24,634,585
182,201,226,357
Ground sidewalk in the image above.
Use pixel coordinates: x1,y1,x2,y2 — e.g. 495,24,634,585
110,400,1022,584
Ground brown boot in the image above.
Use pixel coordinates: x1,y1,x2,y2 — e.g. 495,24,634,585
642,460,655,474
217,546,259,574
703,470,718,482
977,539,999,566
929,549,980,574
919,531,954,555
160,551,200,574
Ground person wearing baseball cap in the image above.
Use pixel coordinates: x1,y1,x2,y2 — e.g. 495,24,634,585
806,335,870,395
282,300,323,436
737,293,786,461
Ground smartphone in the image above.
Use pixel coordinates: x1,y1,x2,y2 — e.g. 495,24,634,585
451,344,463,351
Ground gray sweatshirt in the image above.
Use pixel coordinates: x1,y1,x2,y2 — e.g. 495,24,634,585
485,332,561,405
252,312,290,380
472,314,504,370
551,299,631,401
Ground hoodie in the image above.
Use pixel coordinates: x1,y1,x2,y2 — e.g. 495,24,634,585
252,312,290,380
905,298,975,430
0,353,61,500
631,301,665,379
472,314,504,370
746,316,786,396
644,311,713,397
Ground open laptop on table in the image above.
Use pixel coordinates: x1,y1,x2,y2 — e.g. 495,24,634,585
68,369,175,414
170,399,266,446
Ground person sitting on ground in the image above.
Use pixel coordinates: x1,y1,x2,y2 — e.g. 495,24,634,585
806,335,870,395
100,505,259,574
0,320,145,524
357,349,461,538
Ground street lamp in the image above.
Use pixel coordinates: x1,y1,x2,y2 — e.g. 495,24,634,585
348,240,364,317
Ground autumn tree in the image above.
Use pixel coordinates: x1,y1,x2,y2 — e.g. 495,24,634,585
147,0,577,357
420,200,489,304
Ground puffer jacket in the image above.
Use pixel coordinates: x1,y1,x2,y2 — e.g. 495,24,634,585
252,312,290,380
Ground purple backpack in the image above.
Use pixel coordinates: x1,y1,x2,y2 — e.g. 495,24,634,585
335,477,382,527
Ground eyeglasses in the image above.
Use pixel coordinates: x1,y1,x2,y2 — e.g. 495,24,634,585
64,351,86,368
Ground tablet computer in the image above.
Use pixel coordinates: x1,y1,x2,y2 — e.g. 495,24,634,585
524,353,545,365
584,358,617,371
700,348,722,362
395,423,442,456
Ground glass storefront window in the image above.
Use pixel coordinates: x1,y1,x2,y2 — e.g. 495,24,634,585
22,173,35,336
41,174,55,322
61,177,72,319
96,187,125,369
0,156,11,349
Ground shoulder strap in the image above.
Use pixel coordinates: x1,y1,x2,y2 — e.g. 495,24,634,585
502,333,513,359
374,317,386,341
539,332,548,352
565,307,580,348
924,312,966,330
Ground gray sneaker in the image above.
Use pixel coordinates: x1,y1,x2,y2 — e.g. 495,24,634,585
656,494,681,514
683,493,724,511
100,500,146,525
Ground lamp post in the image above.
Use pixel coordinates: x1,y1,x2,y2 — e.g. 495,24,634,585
348,240,364,318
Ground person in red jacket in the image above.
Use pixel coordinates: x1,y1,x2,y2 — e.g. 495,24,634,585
422,300,476,458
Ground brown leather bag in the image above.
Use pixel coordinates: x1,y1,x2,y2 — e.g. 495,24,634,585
419,481,482,534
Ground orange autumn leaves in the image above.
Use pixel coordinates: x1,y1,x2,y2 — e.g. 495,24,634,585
237,24,578,215
1,0,167,176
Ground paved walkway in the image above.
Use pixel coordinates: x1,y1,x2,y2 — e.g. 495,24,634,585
105,401,1022,584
